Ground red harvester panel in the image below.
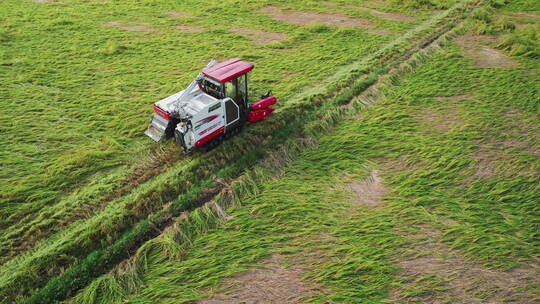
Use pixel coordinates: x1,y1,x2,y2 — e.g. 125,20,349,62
195,127,224,147
248,108,275,122
202,58,254,83
251,96,277,111
153,104,171,120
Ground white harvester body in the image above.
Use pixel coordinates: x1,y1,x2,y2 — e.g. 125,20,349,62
144,59,276,152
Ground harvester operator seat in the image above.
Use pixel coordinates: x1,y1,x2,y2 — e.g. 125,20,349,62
224,74,249,117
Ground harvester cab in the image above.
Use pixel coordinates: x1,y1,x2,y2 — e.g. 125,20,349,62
144,58,277,153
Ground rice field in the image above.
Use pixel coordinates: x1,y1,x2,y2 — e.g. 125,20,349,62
1,0,538,303
1,0,431,227
1,0,443,263
67,5,540,301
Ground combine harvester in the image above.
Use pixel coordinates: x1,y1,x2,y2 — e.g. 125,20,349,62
145,59,277,152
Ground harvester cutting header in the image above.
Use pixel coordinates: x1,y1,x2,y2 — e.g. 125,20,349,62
145,58,277,152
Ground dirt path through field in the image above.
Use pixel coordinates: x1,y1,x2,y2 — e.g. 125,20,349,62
259,5,374,28
455,33,517,68
198,255,319,303
390,226,540,303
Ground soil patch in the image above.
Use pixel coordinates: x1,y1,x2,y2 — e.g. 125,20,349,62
462,106,540,181
198,255,317,303
164,11,188,17
469,138,539,179
174,25,205,33
472,157,497,179
325,2,413,21
105,21,158,33
454,33,517,68
231,27,287,44
391,227,539,303
354,6,414,21
259,5,374,28
415,108,464,132
473,46,517,68
366,0,387,6
514,12,540,20
350,169,388,208
382,155,421,175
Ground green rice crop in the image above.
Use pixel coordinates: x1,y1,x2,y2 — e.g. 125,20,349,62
497,24,540,58
11,2,485,301
1,0,424,230
3,0,537,302
0,0,449,270
70,28,539,302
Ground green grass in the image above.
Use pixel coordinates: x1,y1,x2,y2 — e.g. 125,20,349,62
3,0,538,302
0,0,451,275
1,0,425,228
0,0,483,302
0,0,443,290
68,9,539,303
497,24,540,58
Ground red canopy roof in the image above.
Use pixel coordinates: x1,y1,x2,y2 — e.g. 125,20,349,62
202,58,254,83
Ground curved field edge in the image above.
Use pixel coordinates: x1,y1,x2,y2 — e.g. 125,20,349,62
68,13,539,303
0,1,483,303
